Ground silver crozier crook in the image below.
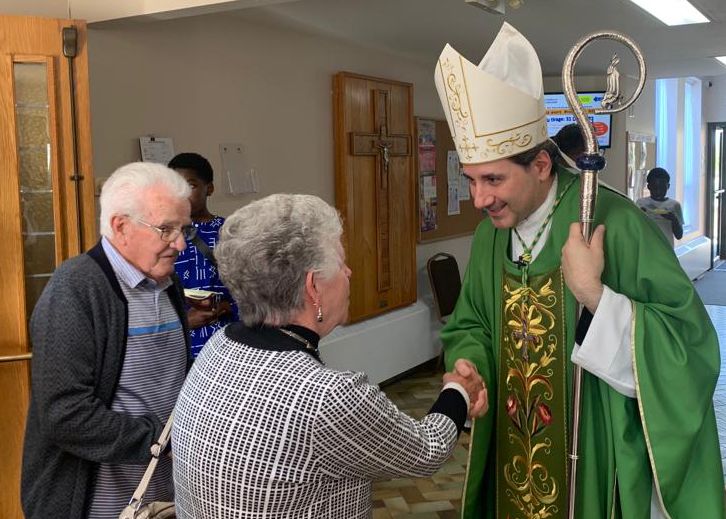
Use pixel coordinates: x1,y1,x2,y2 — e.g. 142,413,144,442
562,31,646,519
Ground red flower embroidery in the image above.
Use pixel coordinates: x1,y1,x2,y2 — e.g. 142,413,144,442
537,403,552,426
506,395,517,417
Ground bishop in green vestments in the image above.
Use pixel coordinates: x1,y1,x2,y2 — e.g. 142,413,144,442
434,22,724,519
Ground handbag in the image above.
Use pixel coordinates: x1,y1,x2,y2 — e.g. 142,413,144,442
118,411,176,519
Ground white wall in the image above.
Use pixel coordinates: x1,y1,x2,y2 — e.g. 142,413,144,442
627,78,655,136
703,76,726,124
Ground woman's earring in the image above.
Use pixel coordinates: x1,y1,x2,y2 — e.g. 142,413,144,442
316,305,323,322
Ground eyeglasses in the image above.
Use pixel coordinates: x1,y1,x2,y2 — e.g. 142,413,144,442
135,219,197,242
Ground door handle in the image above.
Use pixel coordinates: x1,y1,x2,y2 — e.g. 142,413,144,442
0,353,32,363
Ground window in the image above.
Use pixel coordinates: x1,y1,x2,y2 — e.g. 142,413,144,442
655,78,678,198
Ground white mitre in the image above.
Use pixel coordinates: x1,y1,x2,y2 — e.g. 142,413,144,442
434,22,547,165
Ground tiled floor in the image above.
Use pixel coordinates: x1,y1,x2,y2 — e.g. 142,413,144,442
374,304,726,518
373,368,469,519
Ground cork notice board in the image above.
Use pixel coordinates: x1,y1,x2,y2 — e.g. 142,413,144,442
416,117,482,242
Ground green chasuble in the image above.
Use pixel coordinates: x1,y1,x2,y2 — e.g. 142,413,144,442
442,167,724,519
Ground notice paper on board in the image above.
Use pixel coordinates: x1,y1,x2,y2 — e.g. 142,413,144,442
446,151,461,215
139,137,174,165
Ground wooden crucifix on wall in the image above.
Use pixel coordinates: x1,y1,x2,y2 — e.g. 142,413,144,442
333,72,416,322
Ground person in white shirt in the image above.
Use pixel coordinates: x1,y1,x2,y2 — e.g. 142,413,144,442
636,167,684,246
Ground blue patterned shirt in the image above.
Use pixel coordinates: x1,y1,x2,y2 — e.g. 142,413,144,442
174,216,239,357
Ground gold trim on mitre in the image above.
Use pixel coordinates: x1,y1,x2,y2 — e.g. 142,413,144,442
434,25,547,165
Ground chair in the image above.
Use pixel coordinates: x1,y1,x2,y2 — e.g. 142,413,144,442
427,252,462,324
427,253,462,368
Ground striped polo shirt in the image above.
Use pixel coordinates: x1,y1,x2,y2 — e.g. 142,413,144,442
87,238,187,519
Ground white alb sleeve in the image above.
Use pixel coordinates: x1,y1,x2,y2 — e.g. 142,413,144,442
570,285,636,398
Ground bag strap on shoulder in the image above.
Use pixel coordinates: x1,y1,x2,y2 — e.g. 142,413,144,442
118,411,175,519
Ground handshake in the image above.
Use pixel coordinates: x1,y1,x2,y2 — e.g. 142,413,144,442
443,359,489,418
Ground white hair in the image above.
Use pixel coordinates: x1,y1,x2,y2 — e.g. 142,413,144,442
99,162,191,238
216,194,343,327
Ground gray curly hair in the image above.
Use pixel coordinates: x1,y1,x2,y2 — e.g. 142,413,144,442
216,194,344,326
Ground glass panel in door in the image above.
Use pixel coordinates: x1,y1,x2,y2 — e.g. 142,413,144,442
712,127,723,264
13,62,56,321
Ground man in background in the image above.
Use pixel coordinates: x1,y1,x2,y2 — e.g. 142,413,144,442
22,162,193,519
553,123,585,162
170,152,239,357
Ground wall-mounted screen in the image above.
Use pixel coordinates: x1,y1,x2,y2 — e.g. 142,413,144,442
544,91,612,148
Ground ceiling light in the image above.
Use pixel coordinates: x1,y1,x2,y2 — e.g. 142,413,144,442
625,0,708,26
716,57,726,68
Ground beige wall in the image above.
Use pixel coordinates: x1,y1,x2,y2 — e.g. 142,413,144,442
0,0,292,23
0,0,69,18
88,14,652,289
88,13,473,291
89,13,443,208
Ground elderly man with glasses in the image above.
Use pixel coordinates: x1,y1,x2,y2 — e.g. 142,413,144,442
22,162,194,519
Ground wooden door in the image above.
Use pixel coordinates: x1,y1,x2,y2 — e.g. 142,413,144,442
0,15,95,519
333,72,416,322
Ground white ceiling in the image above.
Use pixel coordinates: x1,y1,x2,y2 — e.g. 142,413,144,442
231,0,726,80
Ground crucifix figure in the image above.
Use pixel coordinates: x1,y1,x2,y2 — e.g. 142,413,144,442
349,89,412,292
378,139,392,165
513,317,536,361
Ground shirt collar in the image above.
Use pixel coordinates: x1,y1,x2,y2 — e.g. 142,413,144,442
101,236,172,291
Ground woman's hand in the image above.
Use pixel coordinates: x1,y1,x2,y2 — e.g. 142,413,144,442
444,359,489,418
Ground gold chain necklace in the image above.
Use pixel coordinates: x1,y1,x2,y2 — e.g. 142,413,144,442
279,328,324,364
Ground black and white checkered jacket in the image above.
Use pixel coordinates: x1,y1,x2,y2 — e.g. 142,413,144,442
172,323,466,519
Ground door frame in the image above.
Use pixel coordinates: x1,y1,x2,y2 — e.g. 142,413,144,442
706,122,726,267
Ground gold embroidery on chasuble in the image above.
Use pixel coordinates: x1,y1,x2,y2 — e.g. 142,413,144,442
496,267,568,519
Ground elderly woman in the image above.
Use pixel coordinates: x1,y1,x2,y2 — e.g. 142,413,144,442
172,194,487,519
